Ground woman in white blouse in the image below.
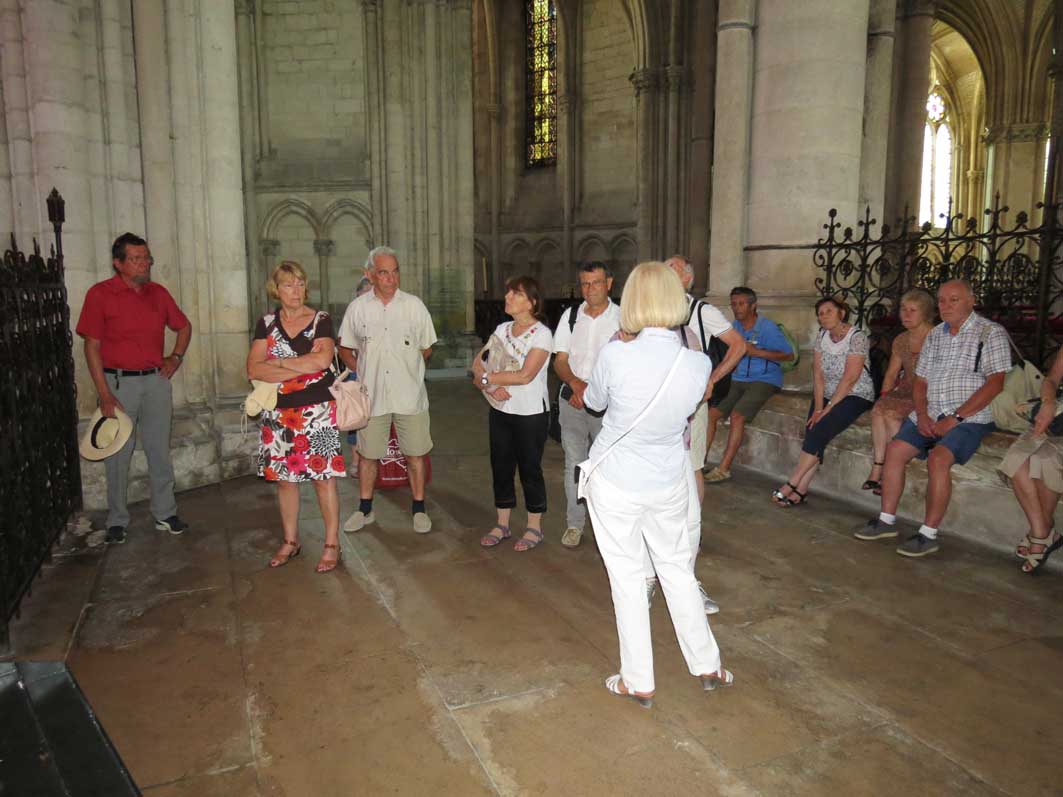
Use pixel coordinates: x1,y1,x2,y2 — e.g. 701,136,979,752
473,277,554,551
582,262,733,708
772,296,875,507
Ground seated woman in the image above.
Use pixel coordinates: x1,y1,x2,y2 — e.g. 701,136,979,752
862,289,935,494
582,262,732,708
773,296,875,507
247,261,346,573
998,344,1063,573
472,276,553,551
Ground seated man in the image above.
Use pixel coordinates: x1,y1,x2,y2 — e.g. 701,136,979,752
704,286,793,483
854,279,1009,557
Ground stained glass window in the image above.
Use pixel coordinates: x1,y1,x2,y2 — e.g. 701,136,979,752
919,92,952,226
525,0,557,168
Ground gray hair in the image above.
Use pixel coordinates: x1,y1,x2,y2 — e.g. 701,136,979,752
365,245,399,273
939,278,974,297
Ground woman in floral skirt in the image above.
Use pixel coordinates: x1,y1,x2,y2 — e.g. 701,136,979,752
247,261,346,573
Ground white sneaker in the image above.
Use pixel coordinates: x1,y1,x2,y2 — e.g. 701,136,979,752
343,510,375,533
561,526,583,548
412,511,433,534
698,581,720,615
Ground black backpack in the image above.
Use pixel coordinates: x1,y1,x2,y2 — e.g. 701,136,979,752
688,299,731,402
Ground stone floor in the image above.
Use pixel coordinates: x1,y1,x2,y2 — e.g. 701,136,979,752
8,381,1063,796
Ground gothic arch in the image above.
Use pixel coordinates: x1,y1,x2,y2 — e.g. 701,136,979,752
936,0,1014,130
321,198,373,242
260,197,322,241
576,234,608,263
532,237,561,262
502,237,531,264
617,0,662,72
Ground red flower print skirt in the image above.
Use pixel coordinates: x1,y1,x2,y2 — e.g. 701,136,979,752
257,400,347,483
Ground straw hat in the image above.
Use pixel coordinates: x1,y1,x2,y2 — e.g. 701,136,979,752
79,408,133,461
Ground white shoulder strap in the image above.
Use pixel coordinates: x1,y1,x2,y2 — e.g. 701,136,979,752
580,349,686,481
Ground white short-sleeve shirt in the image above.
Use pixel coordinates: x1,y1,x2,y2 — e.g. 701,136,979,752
584,328,712,492
491,320,553,416
337,289,439,416
685,296,731,352
552,300,621,381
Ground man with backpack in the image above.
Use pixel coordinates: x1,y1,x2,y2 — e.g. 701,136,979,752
553,262,621,548
704,287,795,483
666,256,746,506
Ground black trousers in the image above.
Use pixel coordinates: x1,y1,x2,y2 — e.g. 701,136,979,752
802,395,874,463
489,408,549,513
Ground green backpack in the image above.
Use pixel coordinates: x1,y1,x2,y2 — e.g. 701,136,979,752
776,323,801,372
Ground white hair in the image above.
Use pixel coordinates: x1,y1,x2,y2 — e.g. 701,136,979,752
365,245,399,272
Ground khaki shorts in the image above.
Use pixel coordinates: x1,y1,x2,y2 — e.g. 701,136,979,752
689,401,708,470
998,432,1063,493
358,411,433,460
712,380,779,421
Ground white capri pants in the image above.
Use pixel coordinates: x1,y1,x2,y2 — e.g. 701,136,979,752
587,469,722,694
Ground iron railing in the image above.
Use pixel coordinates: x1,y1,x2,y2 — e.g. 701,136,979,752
0,189,81,650
813,197,1063,368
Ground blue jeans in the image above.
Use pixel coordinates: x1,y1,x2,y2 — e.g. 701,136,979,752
893,415,995,466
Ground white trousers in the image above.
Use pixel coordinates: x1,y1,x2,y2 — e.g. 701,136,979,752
587,470,722,693
643,467,701,578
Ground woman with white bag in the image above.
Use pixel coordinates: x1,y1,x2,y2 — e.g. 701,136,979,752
581,262,733,708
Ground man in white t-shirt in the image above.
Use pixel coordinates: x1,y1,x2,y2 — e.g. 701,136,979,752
337,246,439,535
645,255,744,615
553,262,621,549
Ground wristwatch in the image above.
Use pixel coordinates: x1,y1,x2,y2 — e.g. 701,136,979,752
172,352,184,362
480,374,490,387
948,411,964,422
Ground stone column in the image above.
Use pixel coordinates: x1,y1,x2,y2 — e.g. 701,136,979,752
745,0,870,386
708,0,756,299
686,0,717,285
0,69,13,233
631,68,659,261
235,0,263,320
200,0,251,400
0,0,38,242
859,0,897,217
314,238,335,311
368,0,477,367
888,0,935,222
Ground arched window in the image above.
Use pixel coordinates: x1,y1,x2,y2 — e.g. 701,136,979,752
919,92,952,226
524,0,557,168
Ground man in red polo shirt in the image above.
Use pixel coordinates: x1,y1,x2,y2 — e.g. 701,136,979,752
76,233,193,544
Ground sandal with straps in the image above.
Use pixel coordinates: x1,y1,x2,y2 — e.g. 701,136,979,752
269,539,301,569
699,668,735,691
480,525,511,548
772,482,807,508
1021,533,1063,574
315,543,342,574
605,674,653,709
862,461,884,492
1016,526,1059,559
514,527,543,552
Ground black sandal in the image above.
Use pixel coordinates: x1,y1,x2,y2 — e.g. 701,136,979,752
862,461,884,492
772,482,807,508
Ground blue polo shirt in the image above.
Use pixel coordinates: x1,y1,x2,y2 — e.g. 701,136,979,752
731,316,791,388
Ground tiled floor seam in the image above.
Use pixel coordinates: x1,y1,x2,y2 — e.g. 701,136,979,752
225,527,267,797
139,763,256,792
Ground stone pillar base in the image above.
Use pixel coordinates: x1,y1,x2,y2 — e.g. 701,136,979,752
79,401,259,512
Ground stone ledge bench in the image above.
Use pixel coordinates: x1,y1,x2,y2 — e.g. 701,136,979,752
711,391,1039,560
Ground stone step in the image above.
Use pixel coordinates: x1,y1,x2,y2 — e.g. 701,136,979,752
0,661,139,796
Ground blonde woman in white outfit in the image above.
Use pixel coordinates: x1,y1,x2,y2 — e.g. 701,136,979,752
582,262,734,708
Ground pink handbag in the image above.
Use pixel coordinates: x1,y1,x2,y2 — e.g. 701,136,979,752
329,370,372,431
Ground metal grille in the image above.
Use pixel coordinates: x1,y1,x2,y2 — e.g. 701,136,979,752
0,189,81,649
813,197,1063,368
524,0,557,168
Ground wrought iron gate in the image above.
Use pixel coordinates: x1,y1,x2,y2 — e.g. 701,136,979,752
0,189,81,650
813,197,1063,368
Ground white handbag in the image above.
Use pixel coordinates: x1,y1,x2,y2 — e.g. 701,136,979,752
575,350,687,502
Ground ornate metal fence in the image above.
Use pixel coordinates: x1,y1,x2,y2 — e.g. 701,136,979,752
813,197,1063,368
0,189,81,650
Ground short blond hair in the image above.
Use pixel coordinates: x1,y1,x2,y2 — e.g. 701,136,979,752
267,260,308,301
620,261,690,334
900,288,935,323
